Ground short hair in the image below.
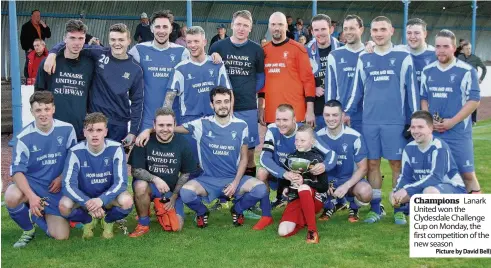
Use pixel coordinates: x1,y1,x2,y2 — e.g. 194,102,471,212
459,38,465,43
33,38,46,46
461,41,471,48
411,110,433,127
371,16,392,26
31,10,40,15
276,104,295,116
232,10,253,24
297,124,315,138
109,23,130,39
210,86,232,102
84,112,108,128
150,10,174,25
286,15,292,19
29,91,54,106
311,14,331,27
154,107,176,122
406,18,427,32
436,29,456,46
187,26,206,38
65,19,87,34
344,14,363,28
324,99,343,111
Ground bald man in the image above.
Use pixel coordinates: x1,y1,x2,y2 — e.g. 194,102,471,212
258,12,316,127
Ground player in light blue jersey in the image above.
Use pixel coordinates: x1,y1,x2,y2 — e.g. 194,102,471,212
325,15,365,134
129,10,190,134
59,113,133,239
391,111,466,224
5,91,76,247
253,104,338,230
176,87,267,228
420,29,481,194
316,100,372,223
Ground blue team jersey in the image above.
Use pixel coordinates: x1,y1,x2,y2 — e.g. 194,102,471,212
325,45,365,122
410,45,437,87
420,58,480,139
169,57,231,118
260,123,337,179
316,125,367,183
395,137,465,196
10,120,77,189
183,116,248,178
346,46,419,125
128,42,189,131
62,139,127,206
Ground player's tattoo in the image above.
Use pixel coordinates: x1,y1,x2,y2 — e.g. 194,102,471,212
172,173,190,196
163,91,177,108
131,168,155,182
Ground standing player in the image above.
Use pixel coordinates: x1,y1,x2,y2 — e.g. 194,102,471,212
325,15,365,133
44,23,144,145
391,111,466,224
306,14,342,130
259,12,316,126
59,113,133,239
209,10,265,178
5,91,76,247
253,104,337,230
420,29,482,194
316,100,372,222
177,87,268,228
128,108,196,237
35,19,94,140
345,16,418,223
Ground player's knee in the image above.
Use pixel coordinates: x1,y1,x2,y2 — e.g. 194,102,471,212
368,160,380,170
180,188,197,203
4,186,24,208
355,183,373,203
256,168,269,182
297,184,311,193
51,231,70,240
118,194,134,210
249,182,267,198
423,186,440,194
58,197,75,216
388,160,402,170
133,180,149,196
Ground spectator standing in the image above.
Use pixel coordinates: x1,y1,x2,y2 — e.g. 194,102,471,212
20,10,51,78
134,12,154,43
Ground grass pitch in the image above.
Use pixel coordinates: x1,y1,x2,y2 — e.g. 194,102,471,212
2,120,491,268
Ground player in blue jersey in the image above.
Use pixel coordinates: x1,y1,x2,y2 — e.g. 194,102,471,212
176,87,267,228
345,16,419,223
5,91,76,247
44,23,144,145
391,111,466,224
59,113,133,239
253,104,338,230
316,100,372,222
420,29,482,194
209,10,265,180
325,15,365,134
306,14,342,131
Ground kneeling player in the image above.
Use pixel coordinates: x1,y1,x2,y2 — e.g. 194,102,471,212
178,87,268,228
128,108,196,237
59,113,133,239
278,125,330,244
316,100,372,222
390,111,466,225
6,91,76,247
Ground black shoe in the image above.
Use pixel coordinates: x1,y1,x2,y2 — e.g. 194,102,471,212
231,205,245,226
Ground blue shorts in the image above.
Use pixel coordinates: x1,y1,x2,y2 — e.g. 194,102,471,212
432,183,467,194
131,179,184,218
26,183,63,217
315,115,326,132
234,110,259,149
363,124,406,160
440,138,475,173
193,175,252,203
107,122,128,142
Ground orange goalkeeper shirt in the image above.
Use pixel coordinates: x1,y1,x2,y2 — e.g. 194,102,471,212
260,39,315,123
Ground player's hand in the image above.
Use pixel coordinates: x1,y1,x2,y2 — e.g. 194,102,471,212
86,198,104,212
40,20,47,28
282,187,289,198
135,129,151,147
223,181,239,198
43,53,57,75
365,40,376,53
343,115,351,126
122,133,136,147
90,207,105,219
333,183,349,199
315,87,325,97
310,163,326,176
153,177,170,193
434,118,456,133
164,195,177,211
283,171,301,182
305,111,315,128
258,107,266,126
211,52,223,64
392,189,407,206
48,176,62,193
28,194,45,217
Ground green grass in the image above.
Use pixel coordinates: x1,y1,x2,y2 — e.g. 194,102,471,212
2,120,491,268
